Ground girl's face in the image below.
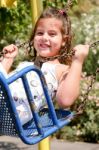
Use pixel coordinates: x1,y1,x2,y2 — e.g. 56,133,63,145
33,18,65,57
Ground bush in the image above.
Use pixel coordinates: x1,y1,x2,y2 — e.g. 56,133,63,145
0,0,32,49
55,74,99,143
71,8,99,75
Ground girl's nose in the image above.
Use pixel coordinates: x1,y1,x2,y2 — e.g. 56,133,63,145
42,33,49,41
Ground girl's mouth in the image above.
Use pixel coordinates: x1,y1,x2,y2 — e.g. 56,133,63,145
39,43,50,49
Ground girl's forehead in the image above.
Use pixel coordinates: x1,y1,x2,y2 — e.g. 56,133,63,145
36,18,62,30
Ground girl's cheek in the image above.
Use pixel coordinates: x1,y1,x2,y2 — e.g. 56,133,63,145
34,37,42,44
53,42,61,49
34,38,39,47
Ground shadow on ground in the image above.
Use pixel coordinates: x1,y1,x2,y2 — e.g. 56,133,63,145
0,142,28,150
0,142,21,150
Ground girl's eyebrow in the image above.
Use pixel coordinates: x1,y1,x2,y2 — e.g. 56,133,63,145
35,29,44,33
36,28,43,31
48,30,56,32
36,29,57,33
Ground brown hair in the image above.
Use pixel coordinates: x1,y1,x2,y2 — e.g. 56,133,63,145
29,7,73,66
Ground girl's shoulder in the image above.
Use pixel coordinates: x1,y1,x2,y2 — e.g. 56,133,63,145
55,64,69,82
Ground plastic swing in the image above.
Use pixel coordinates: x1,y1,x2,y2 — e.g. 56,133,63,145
0,65,74,145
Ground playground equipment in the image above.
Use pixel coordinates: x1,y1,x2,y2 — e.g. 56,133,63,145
0,65,74,145
30,0,43,25
0,0,17,7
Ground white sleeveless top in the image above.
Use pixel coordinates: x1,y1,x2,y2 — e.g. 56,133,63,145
0,62,58,125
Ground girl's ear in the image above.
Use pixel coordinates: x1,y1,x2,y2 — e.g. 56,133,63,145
62,41,65,47
62,35,68,47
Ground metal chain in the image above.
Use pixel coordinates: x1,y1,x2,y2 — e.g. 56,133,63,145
74,42,99,115
0,40,99,63
0,40,99,114
76,72,97,115
0,41,30,57
89,40,99,48
0,0,98,116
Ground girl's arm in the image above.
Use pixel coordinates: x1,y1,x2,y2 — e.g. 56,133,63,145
1,44,18,73
56,44,89,108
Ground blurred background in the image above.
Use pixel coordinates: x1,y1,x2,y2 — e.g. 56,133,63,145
0,0,99,143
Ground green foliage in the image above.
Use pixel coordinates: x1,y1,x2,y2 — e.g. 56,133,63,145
0,0,32,68
55,94,99,143
71,8,99,75
0,0,32,50
54,5,99,141
43,0,78,9
55,74,99,143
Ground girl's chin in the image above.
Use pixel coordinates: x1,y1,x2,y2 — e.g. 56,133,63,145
39,54,51,58
38,52,52,57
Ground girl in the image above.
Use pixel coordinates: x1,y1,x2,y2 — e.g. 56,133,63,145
0,7,89,125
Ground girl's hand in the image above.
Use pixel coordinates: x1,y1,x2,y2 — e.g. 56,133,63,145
2,44,18,59
72,44,89,64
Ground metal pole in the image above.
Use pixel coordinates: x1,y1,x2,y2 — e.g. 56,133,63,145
38,137,50,150
6,0,16,6
30,1,50,150
0,0,17,7
30,0,43,26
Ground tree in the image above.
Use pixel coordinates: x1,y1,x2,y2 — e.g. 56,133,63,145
0,0,32,50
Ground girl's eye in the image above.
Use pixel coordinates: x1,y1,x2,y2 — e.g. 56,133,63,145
36,32,43,36
49,32,56,37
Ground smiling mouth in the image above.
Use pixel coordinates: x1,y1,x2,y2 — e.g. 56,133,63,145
40,44,50,49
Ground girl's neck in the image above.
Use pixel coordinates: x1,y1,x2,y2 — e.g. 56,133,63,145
48,59,60,64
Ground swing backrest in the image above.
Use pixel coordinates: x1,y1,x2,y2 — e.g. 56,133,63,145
0,65,74,145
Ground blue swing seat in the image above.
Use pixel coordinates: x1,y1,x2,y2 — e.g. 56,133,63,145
0,65,74,145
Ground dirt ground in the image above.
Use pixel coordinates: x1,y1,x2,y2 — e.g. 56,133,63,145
0,136,99,150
